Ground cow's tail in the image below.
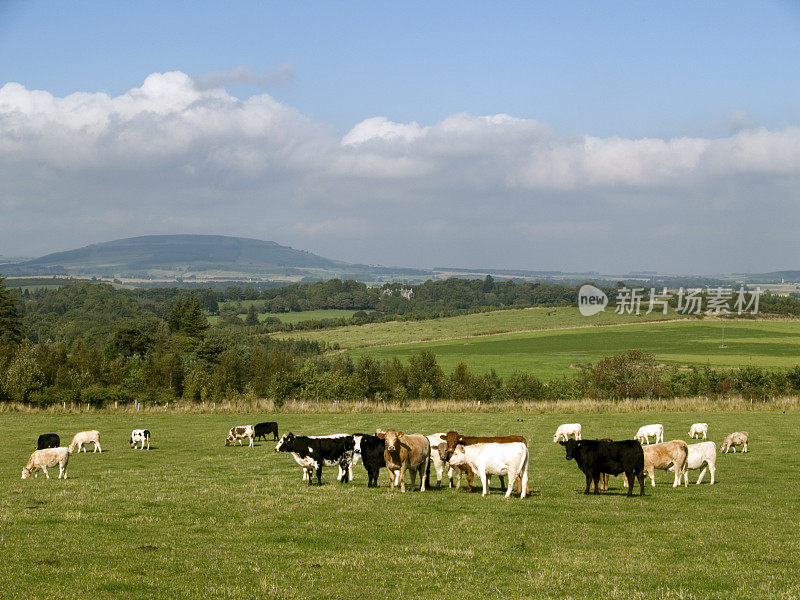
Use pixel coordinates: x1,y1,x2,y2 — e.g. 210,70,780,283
520,448,530,498
425,457,431,489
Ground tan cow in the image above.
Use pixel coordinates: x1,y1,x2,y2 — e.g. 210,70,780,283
642,440,689,488
721,431,748,453
69,430,101,453
379,430,430,492
440,431,528,494
22,447,73,479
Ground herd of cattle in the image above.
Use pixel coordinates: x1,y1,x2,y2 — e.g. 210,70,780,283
20,420,750,499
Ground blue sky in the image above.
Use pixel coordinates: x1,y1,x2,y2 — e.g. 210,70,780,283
1,1,800,273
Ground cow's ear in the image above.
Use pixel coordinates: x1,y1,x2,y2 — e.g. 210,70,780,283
439,434,446,440
376,432,385,439
398,431,405,438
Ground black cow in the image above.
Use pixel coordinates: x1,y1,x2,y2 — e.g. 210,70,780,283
37,433,60,450
559,439,645,497
275,433,355,486
254,421,279,442
353,433,386,487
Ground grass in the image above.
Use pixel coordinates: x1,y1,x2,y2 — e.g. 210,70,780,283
208,308,357,325
276,306,686,349
2,411,798,599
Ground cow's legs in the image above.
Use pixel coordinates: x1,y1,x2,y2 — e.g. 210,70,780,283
315,464,323,485
637,472,645,496
592,474,601,494
743,442,747,453
584,473,592,495
696,465,707,484
42,466,49,479
709,463,716,484
479,468,489,496
465,468,474,492
505,470,515,499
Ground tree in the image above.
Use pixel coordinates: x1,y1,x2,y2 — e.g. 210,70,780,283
244,304,259,327
3,340,43,402
0,277,22,345
168,293,208,337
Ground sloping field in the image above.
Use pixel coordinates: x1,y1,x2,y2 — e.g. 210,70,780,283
2,411,797,600
276,306,686,349
346,320,800,378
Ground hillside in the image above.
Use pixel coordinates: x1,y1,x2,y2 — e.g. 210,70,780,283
3,235,428,281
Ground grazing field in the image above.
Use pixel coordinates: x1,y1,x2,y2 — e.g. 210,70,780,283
3,411,798,600
330,319,800,379
276,306,685,349
208,308,357,325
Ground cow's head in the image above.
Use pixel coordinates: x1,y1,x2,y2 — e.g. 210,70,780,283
275,433,294,452
559,439,577,461
436,441,448,463
130,436,136,448
352,434,363,455
21,467,31,479
384,430,404,453
447,444,467,468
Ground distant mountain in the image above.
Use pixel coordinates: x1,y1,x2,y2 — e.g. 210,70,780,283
2,235,432,283
736,271,800,284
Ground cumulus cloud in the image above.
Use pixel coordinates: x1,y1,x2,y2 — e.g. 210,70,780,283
1,71,799,271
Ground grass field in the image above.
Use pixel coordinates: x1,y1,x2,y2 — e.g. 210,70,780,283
2,411,798,599
343,320,800,378
276,306,686,348
208,309,357,325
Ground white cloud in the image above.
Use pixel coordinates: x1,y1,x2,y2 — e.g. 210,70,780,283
2,71,799,271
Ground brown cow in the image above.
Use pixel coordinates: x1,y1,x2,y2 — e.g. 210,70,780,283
440,431,528,493
379,430,430,492
624,440,688,488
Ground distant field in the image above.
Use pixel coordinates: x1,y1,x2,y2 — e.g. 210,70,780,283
208,308,357,325
276,306,686,348
344,320,800,378
2,411,797,600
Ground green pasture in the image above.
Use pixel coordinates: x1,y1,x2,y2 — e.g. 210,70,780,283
339,320,800,379
208,308,356,325
277,306,685,348
1,411,797,599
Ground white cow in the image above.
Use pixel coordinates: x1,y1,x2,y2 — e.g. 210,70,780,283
670,441,716,485
22,447,73,479
635,424,664,445
130,429,151,449
553,423,582,443
688,423,708,439
447,442,529,499
721,431,749,453
70,430,102,453
225,425,255,447
427,433,455,487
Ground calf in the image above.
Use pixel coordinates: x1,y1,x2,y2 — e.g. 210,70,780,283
640,440,689,488
448,442,529,499
436,441,472,489
553,423,582,443
130,429,151,449
441,431,527,493
559,439,645,497
225,425,254,447
254,421,279,442
353,433,386,487
69,430,102,453
275,433,355,485
22,447,73,479
634,424,664,445
37,433,60,450
688,423,708,439
380,430,430,492
721,431,748,453
671,441,716,485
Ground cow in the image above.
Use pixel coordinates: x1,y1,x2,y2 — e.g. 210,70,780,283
36,433,60,450
427,433,455,487
435,441,472,489
69,430,102,453
254,421,279,442
559,438,646,497
688,423,708,439
277,434,357,483
591,438,614,492
634,424,664,445
440,431,527,493
447,442,529,499
721,431,749,453
275,433,355,486
22,446,73,479
639,440,689,488
225,425,254,447
670,441,716,485
130,429,151,449
379,430,430,492
553,423,582,443
353,433,386,487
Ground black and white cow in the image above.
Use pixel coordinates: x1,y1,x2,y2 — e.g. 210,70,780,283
353,433,386,487
275,433,355,486
254,421,279,442
37,433,60,450
130,429,151,449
